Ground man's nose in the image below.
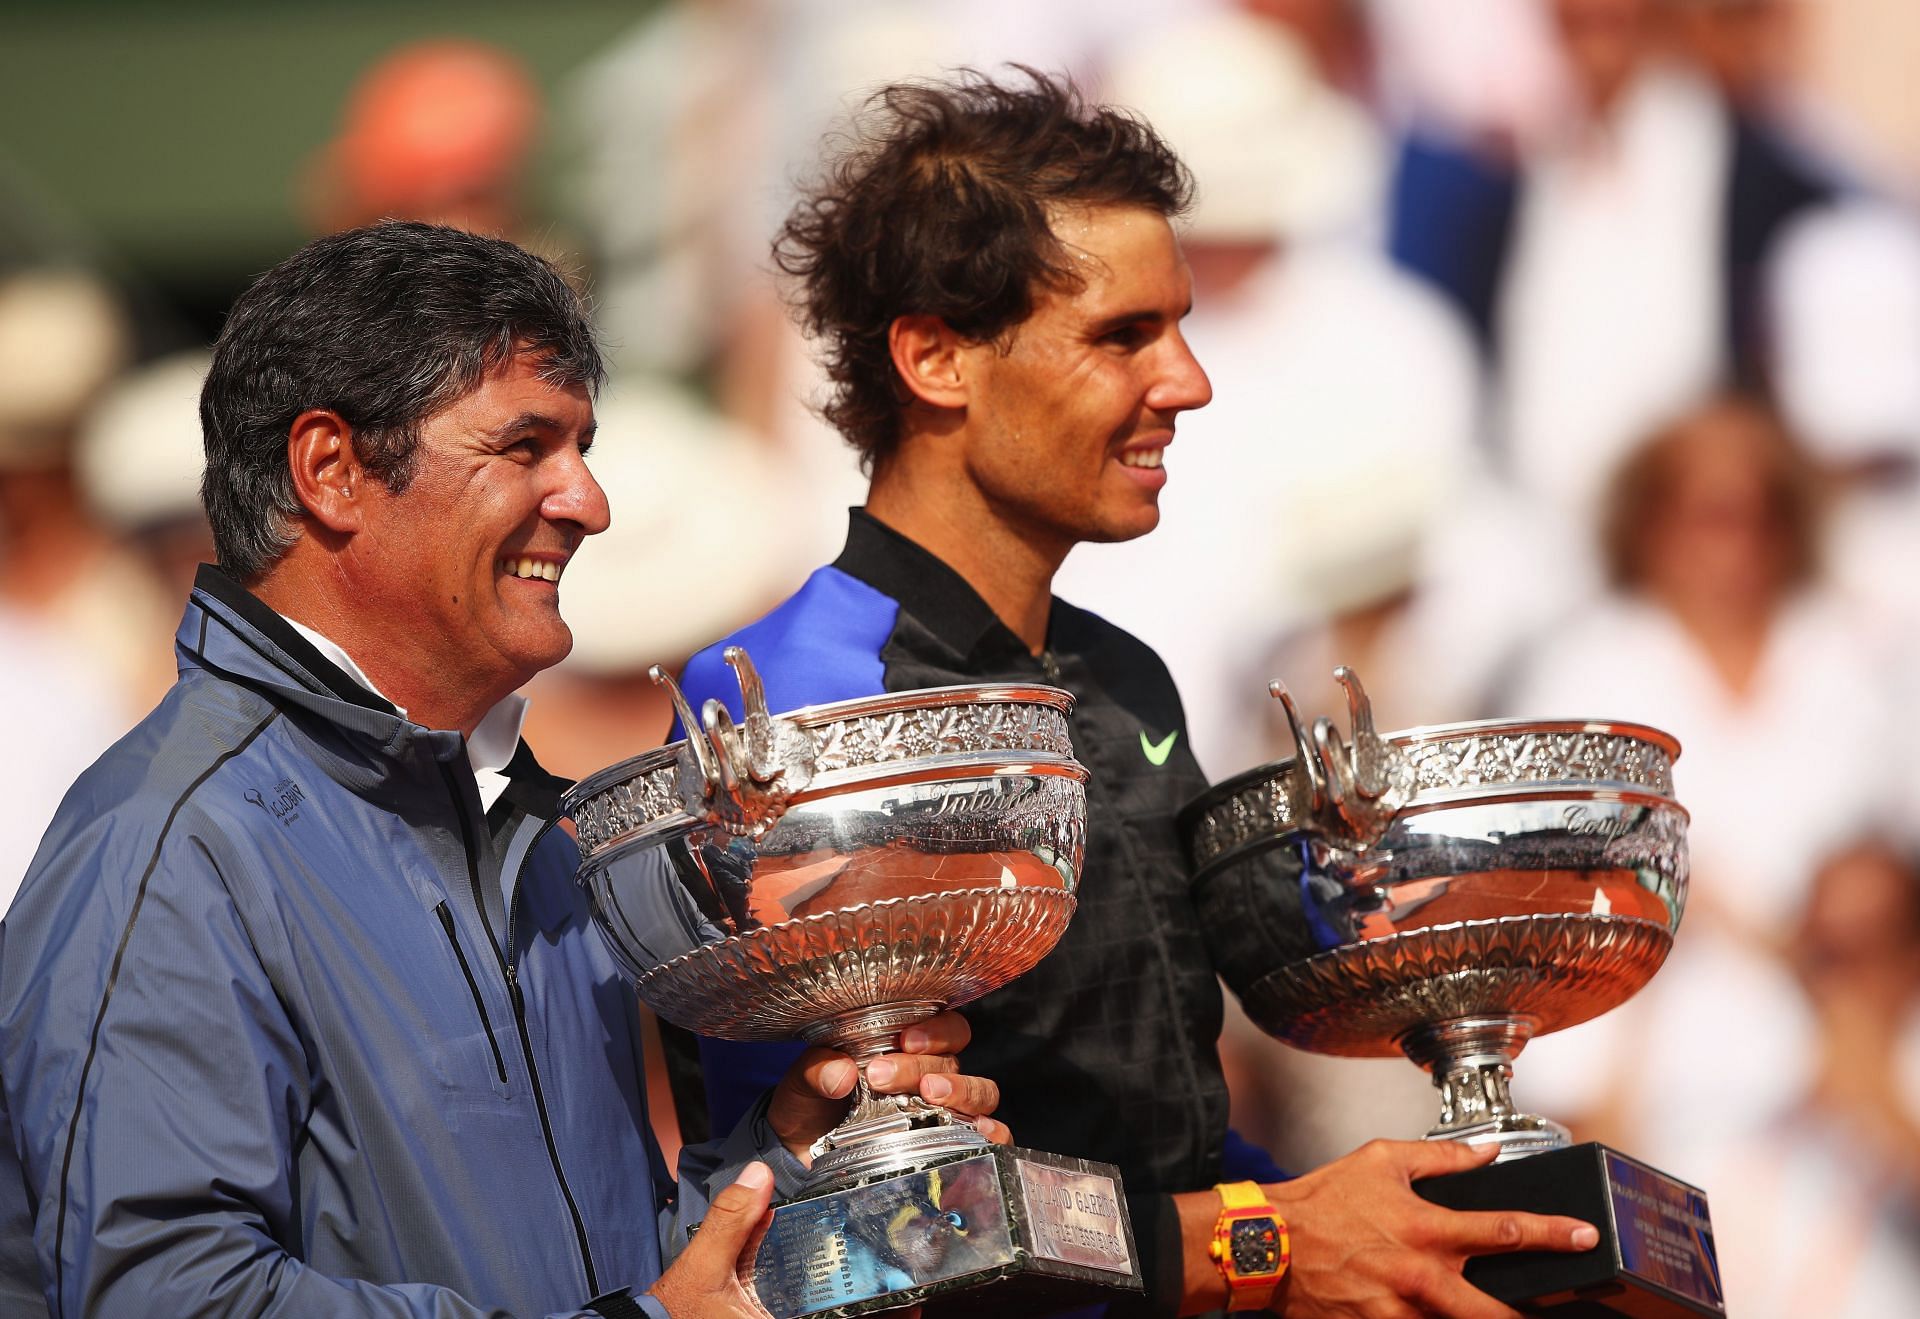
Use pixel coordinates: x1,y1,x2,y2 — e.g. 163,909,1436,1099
547,450,612,535
1150,332,1212,414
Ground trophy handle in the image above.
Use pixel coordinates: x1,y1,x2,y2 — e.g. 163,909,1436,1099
1270,668,1410,851
1268,680,1326,813
651,649,818,838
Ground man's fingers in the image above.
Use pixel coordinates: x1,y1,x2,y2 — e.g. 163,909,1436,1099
1438,1208,1602,1256
917,1070,1001,1117
768,1047,860,1153
1392,1135,1501,1180
897,1009,970,1056
864,1053,1000,1115
690,1162,776,1261
973,1117,1013,1146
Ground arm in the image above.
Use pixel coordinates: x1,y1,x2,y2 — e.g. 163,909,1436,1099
6,833,617,1319
1170,1140,1601,1319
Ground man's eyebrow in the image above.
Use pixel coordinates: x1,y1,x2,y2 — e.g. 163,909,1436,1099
483,411,582,441
1087,303,1192,335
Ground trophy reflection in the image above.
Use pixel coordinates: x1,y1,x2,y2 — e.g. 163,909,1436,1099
1182,668,1724,1318
563,647,1141,1318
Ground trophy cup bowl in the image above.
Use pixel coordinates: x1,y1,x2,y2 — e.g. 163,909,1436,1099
1181,671,1723,1316
564,649,1142,1317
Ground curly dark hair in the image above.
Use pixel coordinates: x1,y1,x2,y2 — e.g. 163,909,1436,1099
201,221,603,581
775,67,1193,472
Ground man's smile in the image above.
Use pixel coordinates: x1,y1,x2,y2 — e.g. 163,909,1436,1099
500,556,566,582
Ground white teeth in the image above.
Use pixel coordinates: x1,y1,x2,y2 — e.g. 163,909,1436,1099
1119,449,1165,469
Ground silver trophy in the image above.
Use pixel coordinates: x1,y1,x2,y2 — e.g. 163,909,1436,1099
563,648,1141,1317
1182,670,1723,1317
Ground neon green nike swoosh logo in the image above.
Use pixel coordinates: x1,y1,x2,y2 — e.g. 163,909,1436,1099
1140,730,1179,766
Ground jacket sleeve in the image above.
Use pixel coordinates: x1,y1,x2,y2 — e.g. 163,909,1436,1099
658,1092,812,1262
10,828,623,1319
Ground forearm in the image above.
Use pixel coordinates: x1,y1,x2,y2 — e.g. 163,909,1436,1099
1172,1189,1234,1317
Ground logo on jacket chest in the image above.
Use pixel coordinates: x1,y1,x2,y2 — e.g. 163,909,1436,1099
245,777,307,826
1139,729,1179,767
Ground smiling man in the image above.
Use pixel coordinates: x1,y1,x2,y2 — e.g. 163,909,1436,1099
671,72,1603,1318
0,221,1002,1318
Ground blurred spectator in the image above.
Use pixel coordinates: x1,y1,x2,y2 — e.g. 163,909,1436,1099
73,350,215,713
1767,201,1920,621
1243,0,1375,98
0,607,121,910
1673,0,1797,111
1385,0,1846,719
303,39,542,240
1508,394,1905,1177
1389,0,1839,491
1369,0,1566,150
0,267,171,726
1794,0,1920,193
1708,839,1920,1317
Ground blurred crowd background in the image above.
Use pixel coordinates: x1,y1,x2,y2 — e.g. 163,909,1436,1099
6,0,1920,1311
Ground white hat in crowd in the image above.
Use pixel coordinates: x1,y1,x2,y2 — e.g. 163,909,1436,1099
76,350,211,534
557,380,804,673
0,269,131,470
1101,10,1383,244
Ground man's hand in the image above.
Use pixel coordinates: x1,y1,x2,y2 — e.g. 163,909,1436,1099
767,1010,1010,1159
647,1161,777,1317
1178,1139,1600,1318
1268,1139,1600,1318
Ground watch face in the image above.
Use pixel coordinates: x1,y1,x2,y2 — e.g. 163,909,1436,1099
1229,1217,1283,1277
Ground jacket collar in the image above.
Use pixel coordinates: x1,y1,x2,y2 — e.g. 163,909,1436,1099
831,509,1037,669
183,564,411,731
179,565,570,815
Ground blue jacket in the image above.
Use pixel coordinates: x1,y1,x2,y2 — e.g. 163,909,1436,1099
0,566,796,1318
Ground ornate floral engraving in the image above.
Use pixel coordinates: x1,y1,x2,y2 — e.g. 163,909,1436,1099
1185,728,1675,873
1187,774,1300,873
571,761,684,856
569,700,1076,859
1402,730,1673,797
811,702,1072,775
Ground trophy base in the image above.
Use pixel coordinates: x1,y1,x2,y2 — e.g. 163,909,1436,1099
740,1145,1143,1318
1414,1142,1724,1317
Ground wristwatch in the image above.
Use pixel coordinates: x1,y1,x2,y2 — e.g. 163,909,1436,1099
1209,1180,1290,1312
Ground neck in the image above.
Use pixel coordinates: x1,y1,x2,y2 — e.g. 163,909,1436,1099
865,461,1060,655
252,546,503,735
1651,585,1777,699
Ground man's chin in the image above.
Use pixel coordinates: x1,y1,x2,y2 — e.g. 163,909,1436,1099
1080,507,1163,545
503,623,574,685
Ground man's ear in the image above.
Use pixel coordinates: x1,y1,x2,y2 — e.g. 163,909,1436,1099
286,410,370,534
888,314,971,411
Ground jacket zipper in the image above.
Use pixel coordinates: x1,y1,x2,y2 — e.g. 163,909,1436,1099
439,765,600,1298
433,903,510,1084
